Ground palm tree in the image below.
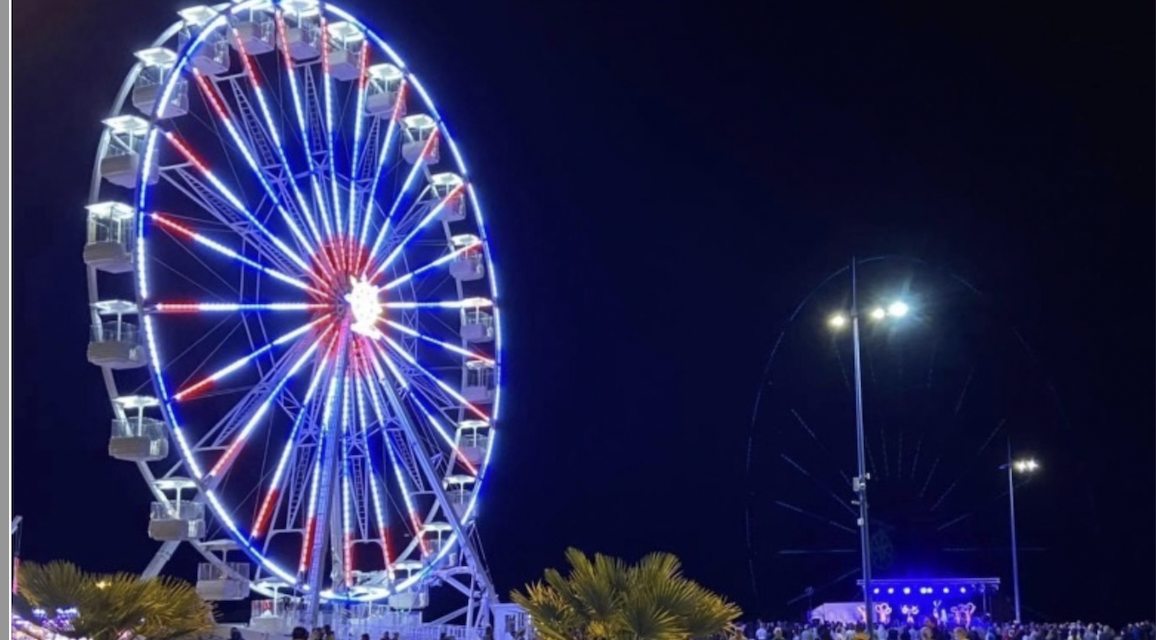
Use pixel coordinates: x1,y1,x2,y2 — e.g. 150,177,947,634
16,560,216,640
511,548,742,640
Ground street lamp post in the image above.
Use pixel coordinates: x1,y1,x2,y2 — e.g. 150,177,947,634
828,258,910,632
849,260,874,632
1000,444,1039,623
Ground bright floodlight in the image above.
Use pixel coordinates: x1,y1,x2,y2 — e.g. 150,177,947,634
869,307,886,320
829,314,848,329
887,301,909,317
1013,459,1039,473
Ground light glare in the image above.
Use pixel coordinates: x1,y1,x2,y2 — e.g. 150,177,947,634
829,314,847,329
888,301,909,317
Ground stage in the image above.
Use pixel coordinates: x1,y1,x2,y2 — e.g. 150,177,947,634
809,577,1000,626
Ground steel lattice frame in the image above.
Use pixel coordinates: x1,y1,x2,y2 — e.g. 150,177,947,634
84,0,501,627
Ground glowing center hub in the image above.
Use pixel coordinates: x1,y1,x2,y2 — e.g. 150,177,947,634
345,277,384,337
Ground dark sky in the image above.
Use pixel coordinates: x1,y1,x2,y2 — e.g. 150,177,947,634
12,0,1154,626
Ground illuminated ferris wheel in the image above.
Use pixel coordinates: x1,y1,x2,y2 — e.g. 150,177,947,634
82,0,501,628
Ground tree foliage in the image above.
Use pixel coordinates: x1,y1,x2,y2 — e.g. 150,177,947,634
511,548,742,640
16,560,216,640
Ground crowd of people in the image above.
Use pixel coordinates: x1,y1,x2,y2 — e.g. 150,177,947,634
738,619,1156,640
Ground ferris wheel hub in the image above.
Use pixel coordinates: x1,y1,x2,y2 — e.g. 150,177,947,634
345,276,384,337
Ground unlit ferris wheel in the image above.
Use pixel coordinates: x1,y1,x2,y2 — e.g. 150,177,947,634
82,0,501,625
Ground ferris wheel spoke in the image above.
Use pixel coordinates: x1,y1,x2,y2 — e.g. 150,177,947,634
344,41,372,269
228,29,330,265
158,169,302,279
375,332,490,421
367,158,459,281
299,335,351,575
383,299,492,311
403,391,480,476
360,370,431,557
151,302,327,314
172,314,329,402
319,17,346,269
380,237,482,291
206,325,331,482
383,319,493,364
363,338,479,475
151,213,325,297
189,70,320,266
339,365,357,587
162,130,314,276
353,371,396,572
275,11,336,248
363,132,440,275
355,85,405,264
252,340,336,539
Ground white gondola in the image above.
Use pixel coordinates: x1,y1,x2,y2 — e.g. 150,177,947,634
449,234,485,282
83,202,135,274
422,522,452,555
460,297,495,343
325,21,364,81
387,561,430,610
231,2,276,54
148,478,205,541
99,116,157,189
87,300,146,370
196,541,252,601
131,48,187,118
429,173,466,222
279,0,322,61
462,360,495,404
443,475,477,521
456,419,490,467
109,395,168,462
365,64,405,118
401,114,439,165
178,6,230,75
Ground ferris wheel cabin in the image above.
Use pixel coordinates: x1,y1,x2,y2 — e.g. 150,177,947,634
279,0,323,61
148,477,206,542
325,21,364,81
450,234,486,282
456,419,491,467
195,540,252,601
109,395,169,462
422,522,453,556
179,6,231,76
462,360,496,404
83,202,135,273
132,47,188,119
388,561,431,610
99,116,158,189
460,298,495,344
232,2,276,55
87,300,146,369
365,64,405,118
443,475,477,520
429,173,467,222
401,114,440,165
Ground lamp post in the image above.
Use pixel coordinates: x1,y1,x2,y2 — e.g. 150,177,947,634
828,258,910,631
999,444,1038,623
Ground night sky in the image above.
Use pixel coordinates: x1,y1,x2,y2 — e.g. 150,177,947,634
12,0,1154,626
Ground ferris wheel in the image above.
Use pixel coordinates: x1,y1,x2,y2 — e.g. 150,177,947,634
744,258,1077,616
83,0,501,628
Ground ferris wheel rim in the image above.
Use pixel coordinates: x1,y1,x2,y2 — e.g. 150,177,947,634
741,255,1072,606
87,0,503,604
